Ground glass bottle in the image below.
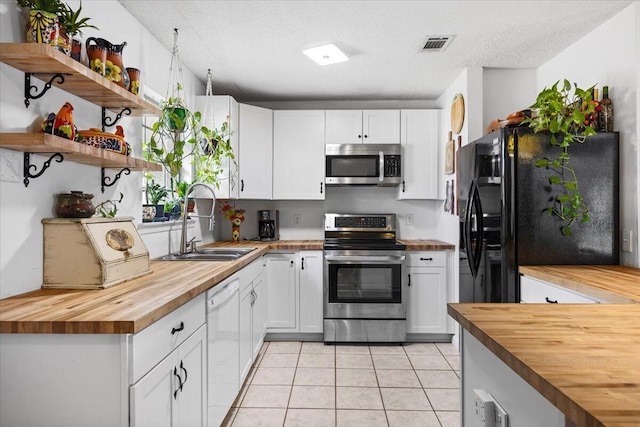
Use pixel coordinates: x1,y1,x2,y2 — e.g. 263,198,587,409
598,86,613,132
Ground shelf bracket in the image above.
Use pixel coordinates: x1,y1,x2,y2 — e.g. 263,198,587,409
102,107,132,131
101,167,131,193
23,152,64,187
24,73,65,108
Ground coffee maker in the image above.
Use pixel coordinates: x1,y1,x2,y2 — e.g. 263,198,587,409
258,210,279,241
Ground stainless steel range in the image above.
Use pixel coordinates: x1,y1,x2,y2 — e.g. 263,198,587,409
323,213,407,343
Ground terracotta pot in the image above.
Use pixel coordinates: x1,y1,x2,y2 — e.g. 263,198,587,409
86,39,106,76
55,191,95,218
126,67,141,95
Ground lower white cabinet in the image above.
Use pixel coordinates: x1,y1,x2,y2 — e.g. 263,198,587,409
406,251,449,334
130,325,207,427
239,258,267,384
266,251,323,334
520,275,601,303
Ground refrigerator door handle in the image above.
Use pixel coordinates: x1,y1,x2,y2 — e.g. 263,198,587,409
473,184,484,276
465,180,478,277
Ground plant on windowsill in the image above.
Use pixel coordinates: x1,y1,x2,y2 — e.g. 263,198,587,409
522,79,597,237
145,180,168,221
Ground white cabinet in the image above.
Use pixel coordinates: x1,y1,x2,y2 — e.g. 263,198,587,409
299,251,324,333
130,324,207,427
406,251,449,334
520,275,601,304
398,110,440,200
238,103,273,199
273,110,326,200
238,257,266,383
265,253,298,330
266,251,324,334
325,110,400,144
195,95,240,199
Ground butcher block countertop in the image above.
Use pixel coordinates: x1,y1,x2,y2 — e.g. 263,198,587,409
0,239,455,335
520,265,640,303
448,303,640,427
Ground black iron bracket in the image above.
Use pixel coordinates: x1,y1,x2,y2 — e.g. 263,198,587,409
101,167,131,193
23,152,64,187
24,73,65,108
102,107,132,131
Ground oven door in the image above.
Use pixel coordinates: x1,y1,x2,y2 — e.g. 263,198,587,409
324,251,406,319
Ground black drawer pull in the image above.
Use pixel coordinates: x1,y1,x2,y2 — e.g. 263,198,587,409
545,297,558,304
171,321,185,335
420,257,434,261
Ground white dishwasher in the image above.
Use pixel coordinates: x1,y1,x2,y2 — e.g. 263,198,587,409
207,276,240,427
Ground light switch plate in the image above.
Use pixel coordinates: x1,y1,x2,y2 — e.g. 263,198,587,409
622,229,632,253
0,149,22,183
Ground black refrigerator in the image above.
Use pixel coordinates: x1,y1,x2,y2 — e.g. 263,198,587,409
458,127,619,303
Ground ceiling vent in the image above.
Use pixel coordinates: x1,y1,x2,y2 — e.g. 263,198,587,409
422,36,453,52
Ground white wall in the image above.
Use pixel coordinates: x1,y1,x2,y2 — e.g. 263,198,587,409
483,68,537,124
0,0,207,298
536,3,639,267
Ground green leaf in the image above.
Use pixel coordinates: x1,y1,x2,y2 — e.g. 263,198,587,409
561,226,572,237
549,176,561,184
557,195,570,203
551,160,562,168
534,159,549,168
580,214,590,223
549,120,560,133
564,182,577,190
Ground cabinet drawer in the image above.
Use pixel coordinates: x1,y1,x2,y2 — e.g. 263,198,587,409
520,276,599,304
406,251,447,267
130,293,205,383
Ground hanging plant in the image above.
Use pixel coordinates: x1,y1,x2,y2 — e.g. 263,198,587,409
523,79,597,237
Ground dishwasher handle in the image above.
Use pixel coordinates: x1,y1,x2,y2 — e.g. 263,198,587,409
207,279,239,312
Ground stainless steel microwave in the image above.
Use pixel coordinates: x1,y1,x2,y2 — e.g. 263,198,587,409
325,144,402,186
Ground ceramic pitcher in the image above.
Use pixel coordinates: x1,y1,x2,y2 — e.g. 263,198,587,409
85,37,130,90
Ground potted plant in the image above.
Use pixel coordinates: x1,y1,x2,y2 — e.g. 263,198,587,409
17,0,65,48
194,119,237,188
145,180,168,222
175,180,195,214
523,79,597,237
95,192,124,218
58,0,98,61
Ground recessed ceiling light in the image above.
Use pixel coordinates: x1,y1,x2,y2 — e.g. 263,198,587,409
303,43,349,66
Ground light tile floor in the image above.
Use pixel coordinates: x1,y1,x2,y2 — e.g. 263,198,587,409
223,341,460,427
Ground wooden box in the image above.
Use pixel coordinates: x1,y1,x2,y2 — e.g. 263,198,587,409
42,217,151,289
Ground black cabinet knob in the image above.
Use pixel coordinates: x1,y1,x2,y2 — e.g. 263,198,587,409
545,297,559,304
241,179,245,192
171,321,185,335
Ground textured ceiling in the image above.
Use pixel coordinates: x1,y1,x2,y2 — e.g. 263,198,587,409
118,0,633,103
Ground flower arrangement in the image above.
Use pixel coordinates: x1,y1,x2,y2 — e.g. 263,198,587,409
221,203,245,225
220,203,245,242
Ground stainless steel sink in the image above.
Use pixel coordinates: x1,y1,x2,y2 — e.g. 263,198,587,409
157,247,256,262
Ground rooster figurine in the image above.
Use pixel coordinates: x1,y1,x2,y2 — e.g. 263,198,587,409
115,125,125,138
53,102,77,141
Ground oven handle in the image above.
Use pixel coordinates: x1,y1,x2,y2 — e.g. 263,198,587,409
324,255,405,264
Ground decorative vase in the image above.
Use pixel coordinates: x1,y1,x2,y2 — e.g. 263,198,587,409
86,38,106,76
232,224,240,242
70,38,82,62
142,204,156,222
86,37,130,89
55,191,95,218
26,9,59,46
126,67,141,95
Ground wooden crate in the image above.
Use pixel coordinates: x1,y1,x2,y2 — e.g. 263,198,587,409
42,217,151,289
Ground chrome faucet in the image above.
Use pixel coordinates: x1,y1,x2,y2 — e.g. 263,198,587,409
179,183,217,255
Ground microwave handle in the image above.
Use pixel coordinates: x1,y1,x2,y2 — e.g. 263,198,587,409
379,151,384,182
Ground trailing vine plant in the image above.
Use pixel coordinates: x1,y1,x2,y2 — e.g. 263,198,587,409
523,79,597,237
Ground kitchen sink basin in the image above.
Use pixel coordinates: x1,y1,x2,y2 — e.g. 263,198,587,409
156,247,256,262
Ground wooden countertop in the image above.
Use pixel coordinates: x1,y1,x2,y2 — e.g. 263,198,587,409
0,239,453,335
448,303,640,427
520,265,640,303
400,239,455,250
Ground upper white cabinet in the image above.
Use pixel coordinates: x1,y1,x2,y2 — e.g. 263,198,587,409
398,110,440,200
273,110,326,200
238,104,273,199
194,95,240,200
326,110,400,144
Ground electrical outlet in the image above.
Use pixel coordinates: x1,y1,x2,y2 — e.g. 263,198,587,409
406,214,414,225
473,389,509,427
294,214,301,226
622,229,633,253
0,149,22,183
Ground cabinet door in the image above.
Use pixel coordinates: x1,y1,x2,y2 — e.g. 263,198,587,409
239,285,253,384
363,110,401,144
130,351,177,427
194,95,239,200
407,266,448,334
273,110,326,200
398,110,439,199
238,103,273,199
252,274,267,358
265,253,298,330
176,325,207,427
299,251,324,333
325,110,363,144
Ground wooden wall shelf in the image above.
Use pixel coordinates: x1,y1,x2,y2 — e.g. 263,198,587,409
0,133,161,171
0,43,161,116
